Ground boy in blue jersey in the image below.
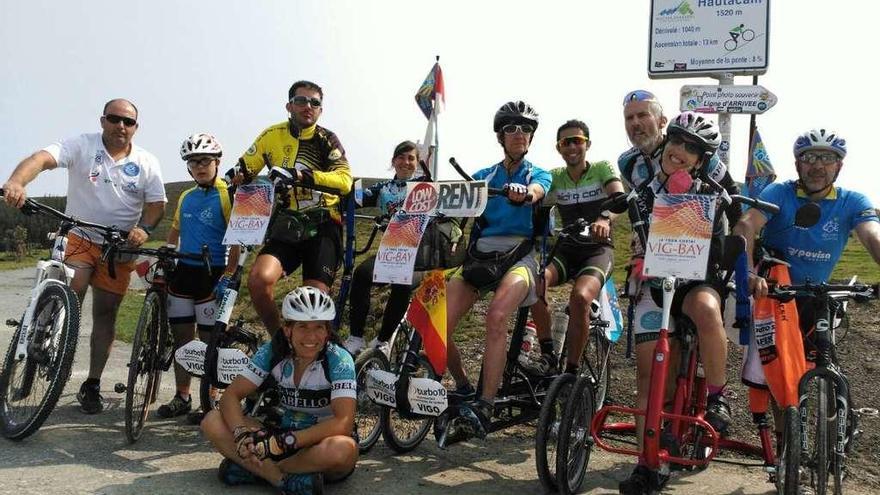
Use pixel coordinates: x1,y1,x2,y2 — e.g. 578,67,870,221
157,133,240,422
735,128,880,311
442,101,551,437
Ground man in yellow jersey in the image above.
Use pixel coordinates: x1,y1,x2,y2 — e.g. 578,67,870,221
230,80,352,335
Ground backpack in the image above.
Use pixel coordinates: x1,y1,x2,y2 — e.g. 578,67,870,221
413,217,465,271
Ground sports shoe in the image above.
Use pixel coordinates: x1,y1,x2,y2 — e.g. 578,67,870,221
447,383,476,404
705,393,732,434
186,407,205,425
76,381,103,414
279,472,323,495
371,339,391,359
156,394,192,418
457,399,493,439
618,464,669,495
343,336,365,356
522,353,558,377
217,458,258,486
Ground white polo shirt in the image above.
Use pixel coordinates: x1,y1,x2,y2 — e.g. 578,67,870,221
43,132,166,242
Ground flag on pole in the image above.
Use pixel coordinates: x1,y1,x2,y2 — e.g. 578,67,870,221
745,129,776,199
414,62,445,119
406,269,447,374
415,61,444,180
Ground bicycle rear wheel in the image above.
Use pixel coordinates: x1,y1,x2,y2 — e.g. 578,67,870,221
199,322,263,415
584,326,612,410
0,282,80,440
125,291,162,443
381,353,437,453
556,375,595,495
354,347,388,453
535,372,576,493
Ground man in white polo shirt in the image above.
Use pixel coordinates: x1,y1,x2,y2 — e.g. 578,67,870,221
2,98,166,414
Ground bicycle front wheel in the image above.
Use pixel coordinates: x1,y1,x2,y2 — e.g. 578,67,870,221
535,372,576,493
381,353,437,453
777,406,802,495
556,375,595,495
0,281,80,440
354,348,389,453
125,291,162,443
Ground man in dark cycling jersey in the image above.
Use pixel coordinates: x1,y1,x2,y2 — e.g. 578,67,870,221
527,119,623,376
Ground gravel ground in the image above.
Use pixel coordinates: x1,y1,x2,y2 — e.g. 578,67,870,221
1,266,877,495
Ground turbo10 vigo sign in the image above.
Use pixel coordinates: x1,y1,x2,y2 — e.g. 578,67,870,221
649,0,770,78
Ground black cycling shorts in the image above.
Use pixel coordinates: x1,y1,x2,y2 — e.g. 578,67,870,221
168,262,225,300
259,221,342,287
550,241,614,286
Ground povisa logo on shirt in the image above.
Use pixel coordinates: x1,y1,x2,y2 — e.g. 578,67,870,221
787,247,832,262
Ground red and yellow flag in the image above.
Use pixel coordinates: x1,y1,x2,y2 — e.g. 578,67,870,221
406,269,447,374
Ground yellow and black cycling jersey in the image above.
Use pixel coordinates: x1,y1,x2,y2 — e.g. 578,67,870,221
239,120,352,222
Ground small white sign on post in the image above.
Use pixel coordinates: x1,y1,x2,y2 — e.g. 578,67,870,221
648,0,770,78
680,84,777,114
644,194,716,280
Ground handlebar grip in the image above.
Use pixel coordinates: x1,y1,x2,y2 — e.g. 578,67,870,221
735,195,780,215
599,192,629,214
487,186,533,204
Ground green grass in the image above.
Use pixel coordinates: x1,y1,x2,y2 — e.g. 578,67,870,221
0,249,48,271
831,235,880,282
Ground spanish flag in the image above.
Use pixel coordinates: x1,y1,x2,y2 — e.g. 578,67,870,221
406,269,447,374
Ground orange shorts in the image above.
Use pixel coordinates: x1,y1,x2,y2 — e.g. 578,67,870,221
64,232,135,296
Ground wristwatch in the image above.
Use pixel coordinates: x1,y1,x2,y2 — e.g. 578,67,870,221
136,222,154,235
599,210,612,221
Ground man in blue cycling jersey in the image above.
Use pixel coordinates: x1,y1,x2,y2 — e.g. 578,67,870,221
443,101,551,437
735,128,880,299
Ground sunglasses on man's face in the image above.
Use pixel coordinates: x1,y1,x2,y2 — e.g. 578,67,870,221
798,152,840,166
667,134,705,155
558,135,589,147
290,95,323,108
104,114,137,127
501,124,535,135
622,90,658,106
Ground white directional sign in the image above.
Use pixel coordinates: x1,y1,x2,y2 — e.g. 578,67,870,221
649,0,770,78
680,85,777,114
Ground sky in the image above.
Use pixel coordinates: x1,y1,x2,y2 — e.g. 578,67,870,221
2,0,877,205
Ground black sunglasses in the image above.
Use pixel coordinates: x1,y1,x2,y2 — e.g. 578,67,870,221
667,134,705,155
104,114,137,127
290,95,323,108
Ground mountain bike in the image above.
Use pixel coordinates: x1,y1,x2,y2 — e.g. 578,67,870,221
533,217,620,493
110,244,210,443
769,281,879,495
0,189,125,440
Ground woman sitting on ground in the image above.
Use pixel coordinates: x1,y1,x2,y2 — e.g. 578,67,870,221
201,286,357,495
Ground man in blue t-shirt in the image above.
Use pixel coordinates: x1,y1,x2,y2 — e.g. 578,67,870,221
735,128,880,297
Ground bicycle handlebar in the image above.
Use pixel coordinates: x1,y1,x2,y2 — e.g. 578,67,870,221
267,166,346,196
699,173,780,215
767,282,880,303
487,186,533,205
1,188,130,239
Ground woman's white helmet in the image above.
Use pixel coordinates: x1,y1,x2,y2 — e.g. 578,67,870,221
281,286,336,322
180,133,223,160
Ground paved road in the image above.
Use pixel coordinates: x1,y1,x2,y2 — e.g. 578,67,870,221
0,267,874,494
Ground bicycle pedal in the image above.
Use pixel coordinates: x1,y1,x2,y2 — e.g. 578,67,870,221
5,319,20,327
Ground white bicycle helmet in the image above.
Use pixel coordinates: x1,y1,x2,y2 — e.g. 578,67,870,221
180,133,223,160
281,286,336,322
666,111,721,152
792,129,847,158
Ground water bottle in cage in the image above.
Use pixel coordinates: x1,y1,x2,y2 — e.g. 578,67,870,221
519,320,539,366
551,308,569,357
51,233,67,262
